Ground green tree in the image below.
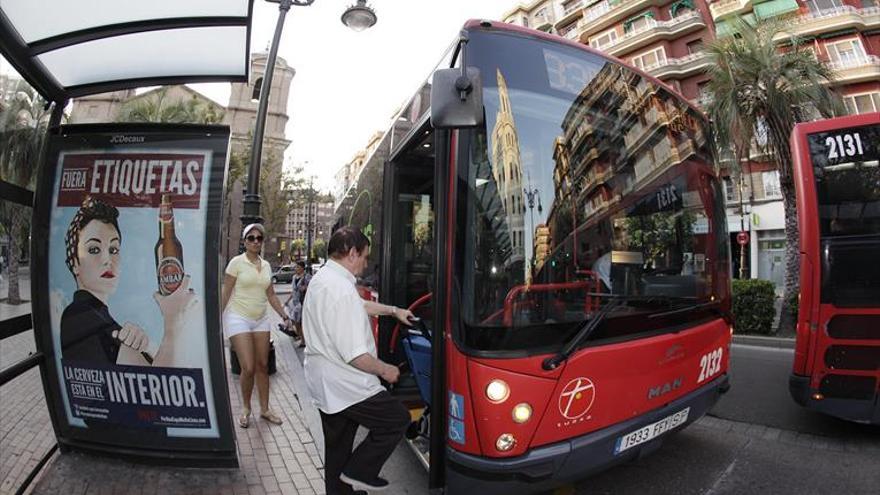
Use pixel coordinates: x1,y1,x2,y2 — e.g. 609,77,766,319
311,238,327,260
705,17,843,334
290,238,306,259
0,84,52,304
225,138,305,260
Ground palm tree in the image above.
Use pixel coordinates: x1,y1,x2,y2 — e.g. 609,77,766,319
291,239,306,259
0,83,52,304
705,17,844,334
116,87,224,124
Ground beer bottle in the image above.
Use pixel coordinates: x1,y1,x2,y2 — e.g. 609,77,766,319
155,194,185,295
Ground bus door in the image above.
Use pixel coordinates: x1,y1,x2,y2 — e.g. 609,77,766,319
379,126,437,441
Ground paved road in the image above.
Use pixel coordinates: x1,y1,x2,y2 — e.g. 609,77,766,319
558,343,880,495
713,344,877,439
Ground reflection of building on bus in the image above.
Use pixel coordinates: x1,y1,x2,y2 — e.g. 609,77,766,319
541,60,714,296
501,0,880,292
491,69,526,278
532,224,551,273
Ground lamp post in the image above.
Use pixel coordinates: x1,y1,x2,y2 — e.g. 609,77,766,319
523,184,542,278
241,0,377,234
523,186,543,238
305,176,316,268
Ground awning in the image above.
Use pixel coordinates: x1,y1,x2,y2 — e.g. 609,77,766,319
0,0,253,102
669,0,696,17
715,13,757,37
623,11,656,32
753,0,800,20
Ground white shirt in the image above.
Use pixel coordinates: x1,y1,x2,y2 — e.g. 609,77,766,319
302,259,384,414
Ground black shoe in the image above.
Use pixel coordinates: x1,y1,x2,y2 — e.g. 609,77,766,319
339,473,389,492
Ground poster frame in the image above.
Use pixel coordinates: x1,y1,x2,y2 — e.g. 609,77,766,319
31,123,237,467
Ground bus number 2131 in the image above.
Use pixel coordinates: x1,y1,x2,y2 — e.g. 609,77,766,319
826,133,864,160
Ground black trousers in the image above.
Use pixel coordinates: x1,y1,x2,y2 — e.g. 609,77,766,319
320,390,410,495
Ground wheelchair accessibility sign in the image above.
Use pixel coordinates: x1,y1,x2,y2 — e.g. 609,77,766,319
448,418,465,444
448,391,466,444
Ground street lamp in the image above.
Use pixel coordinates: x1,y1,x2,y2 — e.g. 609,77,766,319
241,0,377,237
305,176,316,267
341,0,378,32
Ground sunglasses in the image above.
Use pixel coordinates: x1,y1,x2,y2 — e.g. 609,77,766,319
246,235,264,243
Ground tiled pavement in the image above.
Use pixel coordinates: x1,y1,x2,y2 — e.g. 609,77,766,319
26,325,328,495
2,280,426,495
0,278,57,495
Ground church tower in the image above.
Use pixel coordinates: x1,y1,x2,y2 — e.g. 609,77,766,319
491,69,525,275
222,53,296,262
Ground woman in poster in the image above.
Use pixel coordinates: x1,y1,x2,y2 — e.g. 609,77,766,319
60,197,196,367
221,223,288,428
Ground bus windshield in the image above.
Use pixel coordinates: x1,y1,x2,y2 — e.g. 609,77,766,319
808,122,880,307
459,30,728,354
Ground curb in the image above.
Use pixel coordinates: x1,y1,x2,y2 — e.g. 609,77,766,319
732,334,796,349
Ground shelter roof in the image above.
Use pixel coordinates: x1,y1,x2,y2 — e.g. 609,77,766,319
0,0,253,102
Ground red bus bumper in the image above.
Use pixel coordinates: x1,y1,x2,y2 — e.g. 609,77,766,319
445,374,729,494
789,374,880,425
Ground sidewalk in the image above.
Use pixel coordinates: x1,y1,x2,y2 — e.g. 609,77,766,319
731,334,796,349
1,287,426,495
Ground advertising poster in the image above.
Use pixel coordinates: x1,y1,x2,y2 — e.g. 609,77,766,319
34,124,236,462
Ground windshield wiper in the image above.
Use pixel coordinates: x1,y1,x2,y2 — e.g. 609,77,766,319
647,300,720,319
541,294,700,371
542,298,622,371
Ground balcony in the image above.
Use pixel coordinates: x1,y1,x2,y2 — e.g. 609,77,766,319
534,14,555,31
624,106,667,152
558,21,581,40
709,0,752,21
785,7,880,39
643,51,712,79
555,1,584,30
602,12,705,57
567,121,595,153
582,167,613,194
578,0,671,40
828,55,880,85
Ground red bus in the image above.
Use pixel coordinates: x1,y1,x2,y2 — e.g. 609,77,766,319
335,20,732,493
789,112,880,424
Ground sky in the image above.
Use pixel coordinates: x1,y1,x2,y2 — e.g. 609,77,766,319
194,0,519,193
0,0,519,193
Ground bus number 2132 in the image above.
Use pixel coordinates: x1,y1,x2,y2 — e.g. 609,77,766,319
698,348,723,383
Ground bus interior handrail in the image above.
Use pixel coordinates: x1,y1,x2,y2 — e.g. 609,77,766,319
503,276,601,327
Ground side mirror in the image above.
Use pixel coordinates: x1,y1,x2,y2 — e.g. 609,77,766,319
430,67,484,129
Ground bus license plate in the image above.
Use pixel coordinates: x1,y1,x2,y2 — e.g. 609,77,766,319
614,407,690,455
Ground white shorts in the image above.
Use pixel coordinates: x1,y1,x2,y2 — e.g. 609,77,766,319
224,311,270,338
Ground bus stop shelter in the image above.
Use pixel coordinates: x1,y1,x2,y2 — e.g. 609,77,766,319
0,1,268,492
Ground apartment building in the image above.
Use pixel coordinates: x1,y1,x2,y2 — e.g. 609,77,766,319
333,131,383,209
501,0,879,289
710,0,880,114
285,198,335,257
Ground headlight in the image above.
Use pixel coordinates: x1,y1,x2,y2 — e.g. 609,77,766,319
512,403,532,424
496,433,516,452
485,379,510,404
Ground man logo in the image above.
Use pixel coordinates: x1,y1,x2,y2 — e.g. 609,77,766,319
558,377,596,420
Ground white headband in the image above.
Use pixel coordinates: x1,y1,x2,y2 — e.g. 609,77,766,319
242,223,265,238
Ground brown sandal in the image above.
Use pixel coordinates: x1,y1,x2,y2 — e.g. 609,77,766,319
260,411,283,425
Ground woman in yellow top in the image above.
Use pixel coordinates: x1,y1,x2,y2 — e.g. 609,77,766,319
222,223,289,428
